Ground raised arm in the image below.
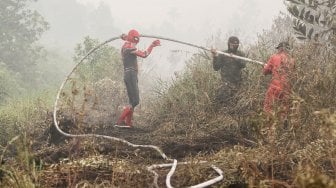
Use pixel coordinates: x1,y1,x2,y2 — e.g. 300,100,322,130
132,40,161,58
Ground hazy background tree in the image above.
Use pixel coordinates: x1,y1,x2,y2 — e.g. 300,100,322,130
0,0,48,82
32,0,121,52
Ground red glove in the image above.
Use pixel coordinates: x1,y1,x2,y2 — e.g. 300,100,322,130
151,39,161,47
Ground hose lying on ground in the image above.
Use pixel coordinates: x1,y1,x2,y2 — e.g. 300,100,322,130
53,34,264,187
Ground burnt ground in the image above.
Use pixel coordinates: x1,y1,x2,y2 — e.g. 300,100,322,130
42,79,258,164
26,109,259,187
44,112,257,163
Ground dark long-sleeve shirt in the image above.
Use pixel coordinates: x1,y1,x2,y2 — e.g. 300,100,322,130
213,50,246,85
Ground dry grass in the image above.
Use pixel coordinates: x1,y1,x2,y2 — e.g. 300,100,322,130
1,28,336,188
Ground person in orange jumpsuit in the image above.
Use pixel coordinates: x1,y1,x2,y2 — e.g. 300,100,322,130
263,42,295,122
116,29,160,127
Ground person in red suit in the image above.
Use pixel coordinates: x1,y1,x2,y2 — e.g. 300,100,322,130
116,29,160,127
263,42,295,125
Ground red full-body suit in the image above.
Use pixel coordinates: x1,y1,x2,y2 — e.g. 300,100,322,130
263,50,294,118
116,29,160,127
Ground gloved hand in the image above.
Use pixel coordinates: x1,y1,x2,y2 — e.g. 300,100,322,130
151,39,161,47
210,48,218,57
120,33,127,41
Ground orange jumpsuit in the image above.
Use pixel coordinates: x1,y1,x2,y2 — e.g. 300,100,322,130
263,51,294,117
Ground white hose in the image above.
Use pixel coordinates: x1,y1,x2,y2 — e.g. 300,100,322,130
166,159,178,188
189,165,224,188
141,34,265,65
148,161,223,188
52,34,228,187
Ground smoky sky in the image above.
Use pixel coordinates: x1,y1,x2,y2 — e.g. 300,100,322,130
35,0,286,49
76,0,286,44
33,0,287,79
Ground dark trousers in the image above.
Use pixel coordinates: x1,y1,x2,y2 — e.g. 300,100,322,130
124,69,139,109
214,82,238,106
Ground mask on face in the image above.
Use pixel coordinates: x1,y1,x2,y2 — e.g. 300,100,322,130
228,36,239,52
127,29,140,44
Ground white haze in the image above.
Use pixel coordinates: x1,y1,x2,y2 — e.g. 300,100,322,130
33,0,287,81
76,0,286,44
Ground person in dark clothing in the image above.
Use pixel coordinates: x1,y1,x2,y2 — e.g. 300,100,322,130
211,36,246,105
116,29,160,127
